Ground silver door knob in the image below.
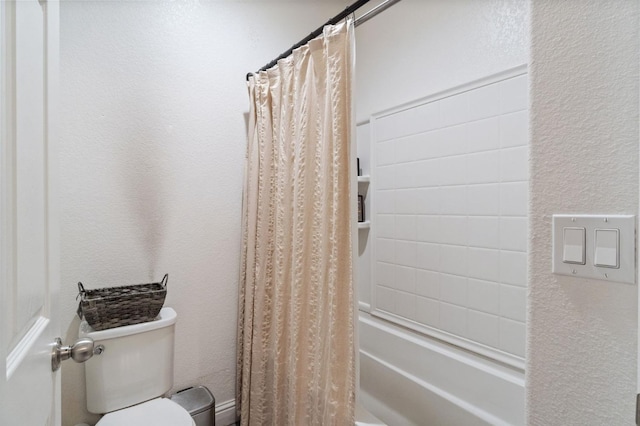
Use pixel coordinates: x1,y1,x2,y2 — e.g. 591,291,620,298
51,337,94,372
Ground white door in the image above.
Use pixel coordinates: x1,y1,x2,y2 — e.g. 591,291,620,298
0,0,61,425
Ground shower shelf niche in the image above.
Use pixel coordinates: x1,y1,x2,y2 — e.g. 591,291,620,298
357,221,370,230
357,175,370,185
357,175,370,228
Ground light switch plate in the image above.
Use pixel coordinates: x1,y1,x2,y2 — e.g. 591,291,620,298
552,214,636,284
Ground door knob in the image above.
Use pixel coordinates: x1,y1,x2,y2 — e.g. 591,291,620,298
51,337,94,372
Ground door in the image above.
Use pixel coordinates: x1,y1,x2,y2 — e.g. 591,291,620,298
0,0,61,425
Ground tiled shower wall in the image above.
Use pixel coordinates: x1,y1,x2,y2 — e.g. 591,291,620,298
371,70,528,362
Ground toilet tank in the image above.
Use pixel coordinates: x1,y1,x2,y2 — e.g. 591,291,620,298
79,307,177,414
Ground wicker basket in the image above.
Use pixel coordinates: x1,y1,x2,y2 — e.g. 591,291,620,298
77,274,168,331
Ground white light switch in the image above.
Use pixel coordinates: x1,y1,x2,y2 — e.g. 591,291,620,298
594,228,619,268
552,215,635,284
562,227,586,264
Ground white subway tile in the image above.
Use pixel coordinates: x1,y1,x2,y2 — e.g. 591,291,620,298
468,247,500,282
415,188,441,215
439,93,470,128
467,150,500,184
399,108,420,138
377,165,396,189
439,245,467,276
468,82,501,121
395,240,417,267
500,318,526,357
500,74,529,114
376,238,395,263
415,215,440,243
500,111,529,148
413,101,441,133
394,266,416,293
440,273,467,306
439,155,467,186
467,278,500,315
414,159,440,188
500,284,526,322
412,132,440,161
500,146,529,182
395,134,419,164
395,214,416,241
416,269,440,299
467,310,500,348
395,291,417,320
439,302,467,337
395,109,413,139
440,186,468,216
375,114,400,142
377,140,395,166
500,251,527,287
395,189,417,214
467,116,500,153
439,216,468,246
437,124,467,158
416,296,439,328
416,242,440,271
372,73,530,354
500,182,528,217
376,285,395,312
376,262,395,287
468,184,500,216
500,217,528,252
395,163,416,189
468,217,500,249
376,190,395,214
376,214,395,239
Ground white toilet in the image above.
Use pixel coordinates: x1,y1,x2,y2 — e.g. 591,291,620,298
79,307,194,426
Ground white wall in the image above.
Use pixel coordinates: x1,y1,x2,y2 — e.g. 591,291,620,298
528,0,638,424
59,2,348,425
354,0,529,424
354,0,528,122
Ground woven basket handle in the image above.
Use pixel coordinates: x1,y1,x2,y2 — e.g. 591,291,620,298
76,282,86,319
160,274,168,288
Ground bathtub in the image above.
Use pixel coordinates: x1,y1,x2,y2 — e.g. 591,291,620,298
358,312,525,425
355,402,386,426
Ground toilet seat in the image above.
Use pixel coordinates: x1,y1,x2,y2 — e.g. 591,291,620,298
96,397,194,426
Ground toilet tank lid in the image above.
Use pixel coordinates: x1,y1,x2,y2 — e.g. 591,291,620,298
79,307,176,340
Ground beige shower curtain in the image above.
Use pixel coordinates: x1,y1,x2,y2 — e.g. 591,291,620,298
237,20,356,426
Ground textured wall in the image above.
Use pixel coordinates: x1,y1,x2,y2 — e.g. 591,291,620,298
354,0,528,122
528,0,638,424
59,1,348,425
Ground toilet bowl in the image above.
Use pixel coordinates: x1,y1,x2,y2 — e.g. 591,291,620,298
79,308,195,426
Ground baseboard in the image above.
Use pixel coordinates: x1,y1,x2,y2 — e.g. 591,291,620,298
215,399,237,426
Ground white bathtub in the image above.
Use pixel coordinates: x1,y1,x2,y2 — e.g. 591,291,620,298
356,402,386,426
358,313,525,425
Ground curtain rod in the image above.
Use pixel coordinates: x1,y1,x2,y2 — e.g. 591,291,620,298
245,0,403,81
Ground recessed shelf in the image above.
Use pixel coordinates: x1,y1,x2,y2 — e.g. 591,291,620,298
358,221,370,229
357,175,370,184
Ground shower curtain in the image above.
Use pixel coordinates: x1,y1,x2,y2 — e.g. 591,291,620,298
237,20,356,426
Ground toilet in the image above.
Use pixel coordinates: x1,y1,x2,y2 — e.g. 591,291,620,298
79,307,195,426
